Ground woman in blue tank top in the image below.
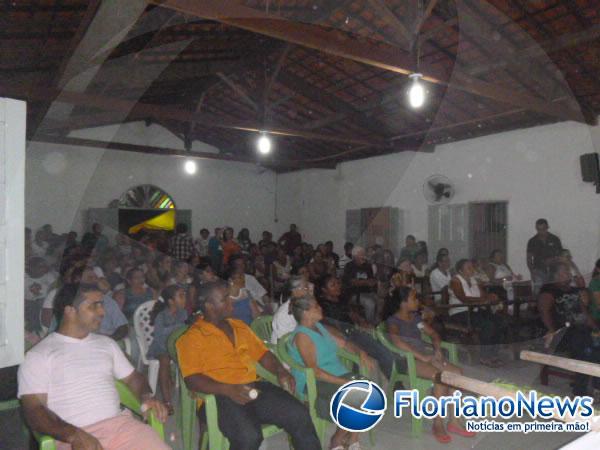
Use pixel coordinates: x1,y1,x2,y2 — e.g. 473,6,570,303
289,295,373,450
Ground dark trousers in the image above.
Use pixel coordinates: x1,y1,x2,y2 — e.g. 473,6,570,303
450,310,506,356
206,381,320,450
557,325,600,395
0,366,18,401
348,329,397,378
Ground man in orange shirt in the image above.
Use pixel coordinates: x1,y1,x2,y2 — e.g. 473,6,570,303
177,280,320,450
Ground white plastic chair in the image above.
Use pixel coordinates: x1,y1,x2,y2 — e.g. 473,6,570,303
120,336,132,357
133,300,160,395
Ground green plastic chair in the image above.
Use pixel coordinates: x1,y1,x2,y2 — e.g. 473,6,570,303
250,315,274,348
32,380,164,450
0,398,22,412
167,325,288,450
167,326,192,449
374,323,459,437
0,398,30,443
420,331,459,365
276,332,375,448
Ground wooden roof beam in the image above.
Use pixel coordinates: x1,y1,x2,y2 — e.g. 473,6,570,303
36,111,149,134
1,4,88,13
418,17,458,45
425,0,596,125
413,0,439,45
32,0,149,136
389,107,529,141
263,45,292,107
2,82,383,146
149,0,590,124
30,135,337,170
365,0,412,46
30,0,103,133
53,0,103,89
275,69,389,136
216,72,259,111
463,0,597,125
466,23,600,77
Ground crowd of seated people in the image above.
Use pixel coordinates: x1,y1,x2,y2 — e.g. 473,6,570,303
7,216,600,448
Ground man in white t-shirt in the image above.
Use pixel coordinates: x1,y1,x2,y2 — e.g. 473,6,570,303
429,254,452,304
18,284,169,450
25,257,58,302
31,229,50,258
194,228,210,257
25,257,59,333
337,242,354,276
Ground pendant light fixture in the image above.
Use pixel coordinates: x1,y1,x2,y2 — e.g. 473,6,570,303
408,2,427,110
408,73,425,108
257,132,272,155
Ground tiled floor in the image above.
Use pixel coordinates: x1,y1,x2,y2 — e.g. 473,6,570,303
2,344,589,450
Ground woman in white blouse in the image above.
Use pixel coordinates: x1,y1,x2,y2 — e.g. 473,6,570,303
485,250,521,284
449,259,505,367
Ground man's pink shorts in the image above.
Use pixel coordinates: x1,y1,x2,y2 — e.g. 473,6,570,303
56,411,170,450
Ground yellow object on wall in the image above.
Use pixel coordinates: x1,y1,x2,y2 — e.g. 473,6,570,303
128,210,176,234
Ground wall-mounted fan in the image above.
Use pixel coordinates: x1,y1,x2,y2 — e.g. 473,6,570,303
423,175,455,204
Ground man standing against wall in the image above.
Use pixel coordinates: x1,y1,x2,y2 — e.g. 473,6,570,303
278,224,302,256
527,218,563,294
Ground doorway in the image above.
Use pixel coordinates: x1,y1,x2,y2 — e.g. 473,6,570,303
469,201,508,261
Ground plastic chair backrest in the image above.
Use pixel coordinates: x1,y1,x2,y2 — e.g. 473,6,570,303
0,398,20,412
167,325,188,363
374,322,393,349
276,333,302,371
133,300,156,365
374,322,412,361
250,315,273,343
276,333,315,403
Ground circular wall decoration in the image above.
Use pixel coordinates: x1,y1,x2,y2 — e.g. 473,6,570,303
118,185,175,209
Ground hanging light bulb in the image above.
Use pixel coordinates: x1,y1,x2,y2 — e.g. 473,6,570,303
184,159,197,175
257,132,272,155
408,73,426,109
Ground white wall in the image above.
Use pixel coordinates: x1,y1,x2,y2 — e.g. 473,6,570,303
1,98,25,367
26,118,600,276
277,120,600,276
26,122,277,241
